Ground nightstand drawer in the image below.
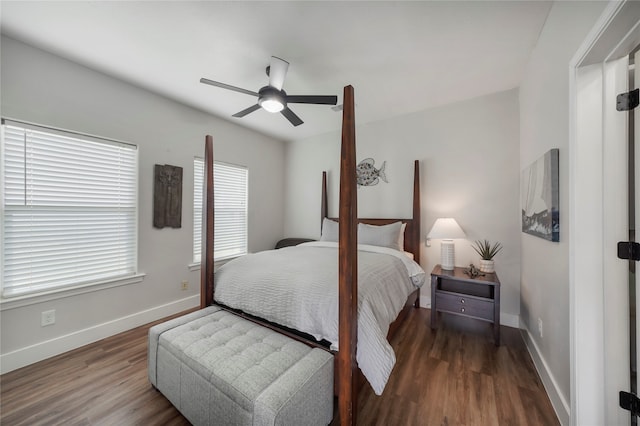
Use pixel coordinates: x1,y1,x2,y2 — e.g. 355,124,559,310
435,291,494,321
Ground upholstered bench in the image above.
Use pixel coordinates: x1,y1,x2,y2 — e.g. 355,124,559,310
148,306,334,426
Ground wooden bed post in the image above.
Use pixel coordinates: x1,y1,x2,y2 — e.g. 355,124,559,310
338,85,358,426
413,159,421,307
200,135,215,308
321,171,328,231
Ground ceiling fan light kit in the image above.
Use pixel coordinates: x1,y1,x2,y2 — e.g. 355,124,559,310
257,86,286,113
200,56,338,126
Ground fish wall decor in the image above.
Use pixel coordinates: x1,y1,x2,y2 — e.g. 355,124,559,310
356,158,388,187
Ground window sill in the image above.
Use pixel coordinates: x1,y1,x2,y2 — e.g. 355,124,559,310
0,273,146,311
188,257,240,273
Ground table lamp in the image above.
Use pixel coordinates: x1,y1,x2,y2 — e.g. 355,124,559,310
427,218,466,270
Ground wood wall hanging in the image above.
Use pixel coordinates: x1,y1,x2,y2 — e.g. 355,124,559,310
153,164,183,229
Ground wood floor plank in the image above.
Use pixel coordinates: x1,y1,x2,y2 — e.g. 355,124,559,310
1,307,558,425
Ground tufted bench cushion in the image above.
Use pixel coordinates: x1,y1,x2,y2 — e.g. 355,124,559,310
148,306,333,426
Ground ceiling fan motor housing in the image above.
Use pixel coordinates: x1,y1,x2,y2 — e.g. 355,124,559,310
258,86,286,112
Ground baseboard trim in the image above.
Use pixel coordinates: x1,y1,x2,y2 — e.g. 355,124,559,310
420,294,431,309
521,325,570,425
500,312,519,328
0,295,199,374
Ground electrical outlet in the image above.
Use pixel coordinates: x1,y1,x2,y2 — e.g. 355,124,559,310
181,280,189,291
537,317,543,338
41,310,56,327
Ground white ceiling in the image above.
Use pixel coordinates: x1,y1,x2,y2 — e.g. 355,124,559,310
0,1,552,142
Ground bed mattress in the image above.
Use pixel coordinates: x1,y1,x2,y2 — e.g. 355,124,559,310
214,241,425,395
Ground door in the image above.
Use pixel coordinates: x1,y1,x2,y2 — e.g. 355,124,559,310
603,52,632,426
604,47,640,426
571,4,640,424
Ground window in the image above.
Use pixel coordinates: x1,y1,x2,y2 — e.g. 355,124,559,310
1,120,138,298
193,158,248,263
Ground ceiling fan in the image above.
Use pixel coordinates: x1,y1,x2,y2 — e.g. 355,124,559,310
200,56,338,127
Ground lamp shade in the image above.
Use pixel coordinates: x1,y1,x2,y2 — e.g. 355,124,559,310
428,218,465,270
427,218,466,240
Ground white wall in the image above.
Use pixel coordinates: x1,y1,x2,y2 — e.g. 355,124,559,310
284,89,521,326
0,36,286,372
518,2,607,424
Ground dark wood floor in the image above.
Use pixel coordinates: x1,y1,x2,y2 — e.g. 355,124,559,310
0,307,558,425
356,309,559,426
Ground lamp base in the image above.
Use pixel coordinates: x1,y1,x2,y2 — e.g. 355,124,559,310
440,240,455,270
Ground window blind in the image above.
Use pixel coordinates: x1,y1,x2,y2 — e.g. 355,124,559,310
1,121,138,298
193,158,203,263
193,158,248,263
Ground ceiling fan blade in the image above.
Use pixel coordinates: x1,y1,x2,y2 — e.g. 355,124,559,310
232,104,261,118
200,78,259,97
286,95,338,105
281,107,303,126
268,56,289,91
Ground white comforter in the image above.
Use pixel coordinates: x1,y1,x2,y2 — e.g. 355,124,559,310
213,241,425,395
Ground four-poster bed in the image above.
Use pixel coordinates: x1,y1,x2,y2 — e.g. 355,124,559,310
199,85,423,425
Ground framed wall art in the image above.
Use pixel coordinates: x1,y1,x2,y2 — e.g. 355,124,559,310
521,149,559,242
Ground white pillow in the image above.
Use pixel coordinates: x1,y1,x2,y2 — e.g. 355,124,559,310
358,221,403,251
398,222,407,251
320,218,339,242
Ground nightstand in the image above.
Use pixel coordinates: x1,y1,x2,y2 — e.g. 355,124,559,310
430,264,501,345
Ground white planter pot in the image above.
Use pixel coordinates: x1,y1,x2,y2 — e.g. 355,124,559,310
479,259,495,273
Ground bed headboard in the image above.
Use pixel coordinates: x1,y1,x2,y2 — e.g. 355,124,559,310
321,160,421,263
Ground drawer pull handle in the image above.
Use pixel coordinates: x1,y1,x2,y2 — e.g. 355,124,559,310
461,308,465,313
460,299,465,304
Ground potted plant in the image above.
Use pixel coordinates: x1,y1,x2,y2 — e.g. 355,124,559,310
471,239,503,273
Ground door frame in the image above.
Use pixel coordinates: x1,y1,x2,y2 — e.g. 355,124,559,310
570,1,640,424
